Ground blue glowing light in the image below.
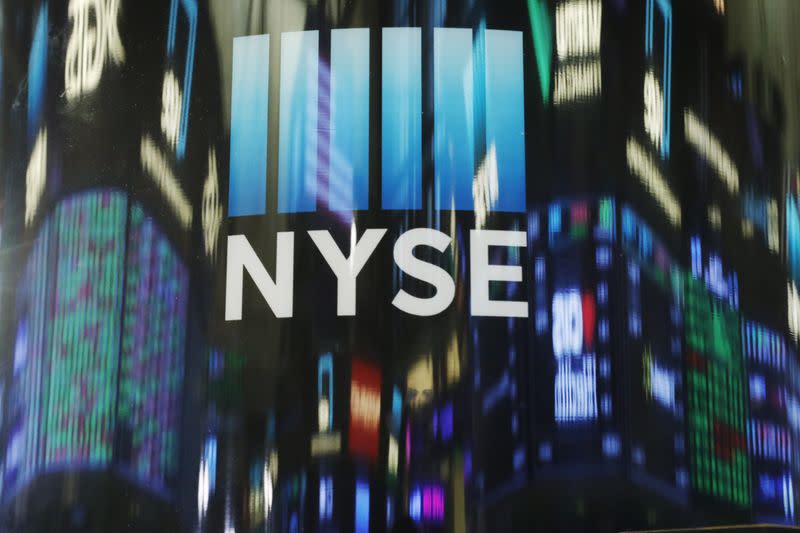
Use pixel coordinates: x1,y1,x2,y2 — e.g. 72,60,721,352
319,476,333,521
382,28,421,210
317,353,334,431
329,29,370,211
645,0,672,158
166,0,197,159
355,480,370,533
229,35,269,217
278,31,319,213
27,3,48,141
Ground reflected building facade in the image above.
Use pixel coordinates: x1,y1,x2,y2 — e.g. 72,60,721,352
1,1,800,533
0,0,222,530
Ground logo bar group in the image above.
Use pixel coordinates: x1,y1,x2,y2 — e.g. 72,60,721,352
228,27,526,217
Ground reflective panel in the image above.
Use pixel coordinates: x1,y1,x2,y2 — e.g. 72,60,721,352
2,1,800,532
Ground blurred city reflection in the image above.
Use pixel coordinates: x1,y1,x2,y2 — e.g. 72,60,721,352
2,1,800,532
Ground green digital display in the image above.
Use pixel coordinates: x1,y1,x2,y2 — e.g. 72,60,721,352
118,205,188,489
7,191,188,496
44,192,127,468
684,275,750,507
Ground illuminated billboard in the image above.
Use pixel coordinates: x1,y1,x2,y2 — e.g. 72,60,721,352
531,198,618,471
43,191,128,471
7,219,52,491
349,359,381,462
743,322,799,523
684,275,750,507
118,204,189,491
5,191,188,497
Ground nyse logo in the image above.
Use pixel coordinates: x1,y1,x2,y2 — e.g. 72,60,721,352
64,0,125,101
226,27,530,320
227,27,526,216
225,229,530,319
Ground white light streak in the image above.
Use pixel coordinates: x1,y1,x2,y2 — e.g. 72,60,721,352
318,398,330,432
263,462,273,522
388,436,399,475
161,70,182,152
202,148,222,262
741,219,754,238
708,204,722,229
644,69,663,150
473,144,499,229
768,199,780,253
25,128,47,227
140,134,193,229
684,109,740,194
789,281,800,342
626,137,681,226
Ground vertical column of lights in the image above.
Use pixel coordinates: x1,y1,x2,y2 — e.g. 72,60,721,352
530,210,548,338
508,281,526,472
595,199,615,451
14,219,53,489
672,276,686,492
791,355,800,465
622,206,688,492
547,199,614,432
530,207,552,464
743,322,798,522
120,204,188,490
625,209,644,471
249,461,266,527
787,196,800,286
684,276,750,506
789,354,800,511
44,192,127,470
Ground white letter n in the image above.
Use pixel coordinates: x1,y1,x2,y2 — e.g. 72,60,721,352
225,233,294,320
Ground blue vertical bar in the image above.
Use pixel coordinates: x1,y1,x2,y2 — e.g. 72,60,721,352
433,28,475,211
382,28,421,210
484,30,526,212
228,35,269,217
279,31,319,213
330,28,370,211
27,3,47,142
645,0,654,56
660,0,672,159
355,480,370,533
167,0,198,160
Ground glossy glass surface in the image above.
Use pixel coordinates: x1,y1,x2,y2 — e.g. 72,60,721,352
1,1,800,532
